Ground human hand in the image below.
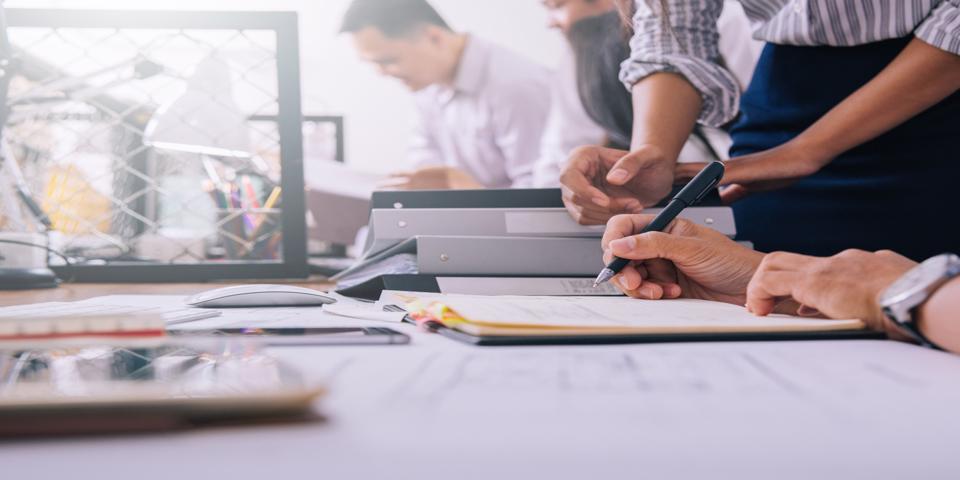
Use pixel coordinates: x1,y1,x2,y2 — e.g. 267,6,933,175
560,145,675,225
675,141,830,204
379,166,483,190
601,214,764,304
746,249,918,334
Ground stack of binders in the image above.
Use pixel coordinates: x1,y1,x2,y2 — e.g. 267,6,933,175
333,188,736,300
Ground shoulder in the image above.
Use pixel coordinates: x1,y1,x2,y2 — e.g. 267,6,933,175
475,36,550,86
473,37,551,105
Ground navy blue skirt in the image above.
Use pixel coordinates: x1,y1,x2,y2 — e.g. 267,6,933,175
729,37,960,262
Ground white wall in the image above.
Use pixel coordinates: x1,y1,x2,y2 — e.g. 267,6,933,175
8,0,565,173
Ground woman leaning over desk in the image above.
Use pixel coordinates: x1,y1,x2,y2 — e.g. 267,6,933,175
561,0,960,261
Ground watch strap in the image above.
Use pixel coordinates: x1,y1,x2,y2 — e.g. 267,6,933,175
890,256,960,350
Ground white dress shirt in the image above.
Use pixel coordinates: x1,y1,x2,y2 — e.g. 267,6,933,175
409,35,552,189
621,0,960,127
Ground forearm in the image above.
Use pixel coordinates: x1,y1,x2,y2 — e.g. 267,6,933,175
630,72,702,163
793,38,960,165
917,277,960,354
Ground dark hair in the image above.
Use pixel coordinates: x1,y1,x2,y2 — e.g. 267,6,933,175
614,0,636,33
339,0,451,37
569,11,633,149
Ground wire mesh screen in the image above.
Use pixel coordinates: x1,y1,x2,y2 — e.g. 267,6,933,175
1,10,307,279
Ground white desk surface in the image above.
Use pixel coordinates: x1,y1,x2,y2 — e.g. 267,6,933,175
3,295,960,479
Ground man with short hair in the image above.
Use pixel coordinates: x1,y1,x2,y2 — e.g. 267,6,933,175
341,0,552,189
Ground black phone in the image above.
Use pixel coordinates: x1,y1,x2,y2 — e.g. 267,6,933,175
169,327,410,346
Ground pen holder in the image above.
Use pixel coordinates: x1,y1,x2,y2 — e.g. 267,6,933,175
214,208,282,261
249,208,283,261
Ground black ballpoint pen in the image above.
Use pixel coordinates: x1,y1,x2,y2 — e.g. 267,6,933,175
593,161,726,288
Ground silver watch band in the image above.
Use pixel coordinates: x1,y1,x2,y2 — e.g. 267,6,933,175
886,259,960,349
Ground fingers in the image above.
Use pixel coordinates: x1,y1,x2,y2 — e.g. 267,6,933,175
746,270,801,316
719,184,750,204
796,304,823,317
607,261,672,300
609,197,645,215
616,277,680,300
560,147,614,207
631,258,680,299
563,195,616,225
572,198,645,224
605,146,665,186
616,264,644,291
645,258,679,288
614,273,664,300
753,251,811,272
608,231,701,264
601,215,651,251
603,214,706,249
635,282,664,299
874,249,915,267
663,283,683,299
561,145,662,222
560,178,611,209
744,252,815,315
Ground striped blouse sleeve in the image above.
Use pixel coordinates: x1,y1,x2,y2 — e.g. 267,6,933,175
619,0,741,127
915,0,960,55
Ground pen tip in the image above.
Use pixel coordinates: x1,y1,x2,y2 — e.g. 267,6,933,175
592,269,614,288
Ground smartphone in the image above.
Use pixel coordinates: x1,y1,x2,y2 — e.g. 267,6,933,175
0,341,322,436
169,327,410,346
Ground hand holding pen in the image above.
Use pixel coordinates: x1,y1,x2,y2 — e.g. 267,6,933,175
593,161,725,287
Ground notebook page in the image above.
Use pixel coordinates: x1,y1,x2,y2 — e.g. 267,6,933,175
381,291,864,332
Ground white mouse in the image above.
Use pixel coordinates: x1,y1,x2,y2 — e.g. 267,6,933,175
185,284,337,308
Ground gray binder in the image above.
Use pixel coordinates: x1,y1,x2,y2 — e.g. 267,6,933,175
416,236,599,275
360,207,735,260
334,206,736,282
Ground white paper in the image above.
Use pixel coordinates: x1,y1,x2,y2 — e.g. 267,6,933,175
305,160,385,199
380,291,863,331
2,338,960,479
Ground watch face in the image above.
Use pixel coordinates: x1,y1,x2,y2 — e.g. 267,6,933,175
882,255,957,306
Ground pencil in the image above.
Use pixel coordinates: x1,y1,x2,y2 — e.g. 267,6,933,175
263,186,282,210
242,176,261,209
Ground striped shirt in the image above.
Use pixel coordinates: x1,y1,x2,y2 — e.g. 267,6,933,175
620,0,960,127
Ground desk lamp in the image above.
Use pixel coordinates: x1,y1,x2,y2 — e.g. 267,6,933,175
143,55,258,169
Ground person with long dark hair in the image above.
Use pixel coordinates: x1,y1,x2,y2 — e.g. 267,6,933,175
534,0,760,186
561,0,960,263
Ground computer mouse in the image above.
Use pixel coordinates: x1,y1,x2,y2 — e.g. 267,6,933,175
185,284,337,308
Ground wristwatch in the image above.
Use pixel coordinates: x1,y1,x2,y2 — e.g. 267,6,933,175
879,253,960,348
